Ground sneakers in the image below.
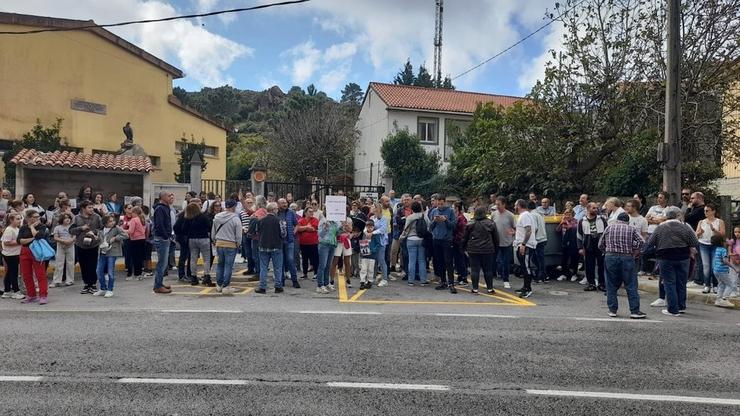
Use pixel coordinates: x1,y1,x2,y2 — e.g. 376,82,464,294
596,285,606,292
48,282,59,288
503,282,511,289
93,290,106,296
315,287,324,294
21,296,38,304
637,271,647,277
519,290,533,298
650,298,666,307
557,275,567,282
407,282,414,287
38,297,48,305
377,280,388,288
327,284,337,291
579,277,588,285
487,288,496,294
570,276,578,282
216,285,223,293
345,279,352,288
420,282,428,287
125,276,133,281
320,286,330,294
1,292,12,299
714,299,734,308
143,271,154,277
457,280,469,286
661,309,680,317
254,288,267,294
608,310,617,317
630,311,647,319
275,287,284,294
471,289,479,294
136,276,144,281
449,286,457,294
222,286,237,294
514,288,525,294
434,284,448,291
359,282,367,290
104,291,114,298
64,281,74,286
80,286,92,294
365,282,373,289
712,287,717,294
584,284,597,292
702,286,711,294
190,278,200,286
292,281,301,289
11,292,25,300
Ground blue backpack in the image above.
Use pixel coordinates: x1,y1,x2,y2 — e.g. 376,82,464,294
30,239,55,262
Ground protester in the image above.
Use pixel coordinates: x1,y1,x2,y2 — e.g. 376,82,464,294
452,201,469,286
462,206,499,294
536,198,556,216
513,199,536,298
249,196,268,276
598,212,646,319
255,202,286,294
1,213,24,299
105,192,122,215
696,202,724,294
91,193,108,216
297,206,320,279
577,202,607,292
643,206,699,316
178,202,212,286
71,200,103,294
380,196,394,273
50,213,75,287
17,209,50,304
358,219,380,290
239,195,256,274
574,194,589,221
212,199,242,294
399,201,429,287
429,195,457,293
529,201,548,283
556,209,580,282
331,220,353,288
126,206,148,281
277,198,300,289
94,214,128,298
152,191,174,294
370,203,391,287
492,197,515,289
22,193,46,223
625,199,648,239
172,207,192,283
316,214,340,293
642,191,669,277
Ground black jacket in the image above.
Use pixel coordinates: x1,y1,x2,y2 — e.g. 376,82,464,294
153,203,172,239
684,204,705,231
257,213,284,250
461,218,499,254
174,213,211,240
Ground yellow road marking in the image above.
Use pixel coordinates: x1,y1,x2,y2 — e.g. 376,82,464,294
489,287,536,306
454,286,531,305
346,299,522,306
337,275,349,301
348,289,367,302
199,287,214,295
240,287,255,295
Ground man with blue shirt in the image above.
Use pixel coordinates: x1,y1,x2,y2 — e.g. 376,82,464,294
278,198,300,289
429,194,457,294
574,194,589,221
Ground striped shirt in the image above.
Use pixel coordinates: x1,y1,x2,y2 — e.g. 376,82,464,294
598,222,644,255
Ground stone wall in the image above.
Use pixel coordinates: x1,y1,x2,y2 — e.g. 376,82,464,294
20,168,144,207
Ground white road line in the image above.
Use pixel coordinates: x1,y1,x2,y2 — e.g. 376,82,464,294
297,311,382,315
161,310,243,314
572,317,663,323
118,378,247,385
435,313,517,319
0,376,44,382
327,382,450,391
526,389,740,406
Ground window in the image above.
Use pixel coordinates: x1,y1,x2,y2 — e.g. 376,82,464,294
444,119,471,161
417,117,438,145
149,156,161,167
176,141,219,157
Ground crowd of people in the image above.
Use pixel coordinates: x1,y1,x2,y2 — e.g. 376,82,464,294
0,185,737,318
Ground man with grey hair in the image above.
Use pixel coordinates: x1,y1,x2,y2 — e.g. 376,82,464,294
212,199,243,293
603,197,626,225
643,206,699,316
152,191,174,294
277,198,300,288
249,195,268,276
255,202,286,294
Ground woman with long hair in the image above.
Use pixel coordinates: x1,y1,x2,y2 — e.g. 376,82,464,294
92,192,109,216
182,202,213,286
22,193,46,223
126,206,147,280
696,202,725,294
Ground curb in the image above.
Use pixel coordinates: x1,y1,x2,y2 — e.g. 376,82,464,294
637,279,739,311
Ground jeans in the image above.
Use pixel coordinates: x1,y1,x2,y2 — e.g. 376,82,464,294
189,238,212,278
215,246,237,288
658,258,690,314
375,244,389,281
535,241,547,280
432,239,455,285
496,245,513,282
699,244,717,287
469,253,495,291
259,249,284,290
406,239,427,284
716,270,738,299
251,239,260,275
604,254,640,313
516,246,533,291
452,241,468,280
584,249,605,287
401,239,409,276
282,241,298,283
316,243,334,287
385,235,392,268
154,237,170,289
96,255,117,291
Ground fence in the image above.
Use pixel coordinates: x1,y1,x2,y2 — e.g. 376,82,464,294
201,179,384,203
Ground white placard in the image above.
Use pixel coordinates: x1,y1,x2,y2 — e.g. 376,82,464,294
69,198,78,209
325,195,347,222
359,191,377,199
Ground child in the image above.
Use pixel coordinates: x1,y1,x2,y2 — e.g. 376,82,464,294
94,214,128,298
50,213,75,287
358,219,381,290
1,213,24,299
713,234,737,308
331,220,354,288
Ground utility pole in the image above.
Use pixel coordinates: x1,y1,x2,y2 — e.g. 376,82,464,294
369,162,373,187
662,0,681,205
433,0,444,86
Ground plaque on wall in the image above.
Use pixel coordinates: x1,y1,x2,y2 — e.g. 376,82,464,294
70,99,107,115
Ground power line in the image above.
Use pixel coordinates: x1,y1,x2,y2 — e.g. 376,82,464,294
0,0,310,35
452,0,587,80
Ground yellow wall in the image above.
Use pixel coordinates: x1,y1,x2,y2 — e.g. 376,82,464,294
0,23,226,183
722,81,740,178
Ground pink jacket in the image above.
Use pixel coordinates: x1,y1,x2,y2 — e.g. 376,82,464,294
127,216,147,241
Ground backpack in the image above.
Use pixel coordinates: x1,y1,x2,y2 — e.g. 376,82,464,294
415,218,432,240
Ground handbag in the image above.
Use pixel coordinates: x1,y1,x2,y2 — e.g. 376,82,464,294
30,239,55,262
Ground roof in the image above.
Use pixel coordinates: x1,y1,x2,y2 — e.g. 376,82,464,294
367,82,524,114
168,95,229,132
11,149,153,173
0,12,183,79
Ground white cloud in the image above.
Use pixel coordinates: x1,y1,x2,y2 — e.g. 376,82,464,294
324,42,357,62
0,0,251,87
284,40,322,85
281,40,357,93
517,23,565,91
192,0,237,25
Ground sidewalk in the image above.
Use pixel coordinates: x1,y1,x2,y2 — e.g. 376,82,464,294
637,275,739,311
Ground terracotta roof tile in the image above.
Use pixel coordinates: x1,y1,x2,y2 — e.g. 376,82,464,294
10,149,152,173
369,82,524,114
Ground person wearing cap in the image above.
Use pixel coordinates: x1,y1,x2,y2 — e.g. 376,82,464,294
211,199,242,293
598,212,646,319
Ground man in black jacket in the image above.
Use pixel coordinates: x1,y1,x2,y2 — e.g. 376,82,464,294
255,202,286,294
153,191,174,294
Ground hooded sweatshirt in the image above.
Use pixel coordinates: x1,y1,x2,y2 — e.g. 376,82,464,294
212,210,242,248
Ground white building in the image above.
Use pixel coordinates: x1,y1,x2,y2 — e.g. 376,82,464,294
354,82,523,187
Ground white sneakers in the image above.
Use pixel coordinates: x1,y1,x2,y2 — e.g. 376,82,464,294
327,284,336,291
714,298,734,308
579,277,588,285
661,309,680,317
570,276,579,282
216,285,223,293
503,282,511,289
557,275,567,281
104,291,114,298
650,298,666,307
378,280,388,287
93,290,106,296
222,287,237,294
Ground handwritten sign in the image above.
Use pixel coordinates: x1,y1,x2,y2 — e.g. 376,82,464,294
325,195,347,222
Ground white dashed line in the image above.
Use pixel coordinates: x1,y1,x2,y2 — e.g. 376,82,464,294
297,311,382,315
0,376,44,382
435,313,517,319
572,317,662,323
118,378,248,385
161,310,243,314
526,389,740,406
327,382,450,391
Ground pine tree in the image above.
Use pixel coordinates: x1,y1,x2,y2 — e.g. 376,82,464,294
393,59,415,85
413,65,434,88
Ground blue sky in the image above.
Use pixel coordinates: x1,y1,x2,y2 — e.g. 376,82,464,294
2,0,566,99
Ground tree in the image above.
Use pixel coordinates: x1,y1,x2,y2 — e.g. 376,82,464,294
172,86,190,106
393,59,415,85
413,65,434,88
226,133,268,180
381,130,441,195
440,76,455,90
268,99,357,182
174,138,208,183
340,82,364,106
3,118,72,188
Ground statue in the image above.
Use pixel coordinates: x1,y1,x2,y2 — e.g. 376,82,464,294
123,122,134,144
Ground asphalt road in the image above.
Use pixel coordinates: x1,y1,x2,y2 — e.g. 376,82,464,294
1,271,739,415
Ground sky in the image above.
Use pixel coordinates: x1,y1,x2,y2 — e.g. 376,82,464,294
1,0,567,99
